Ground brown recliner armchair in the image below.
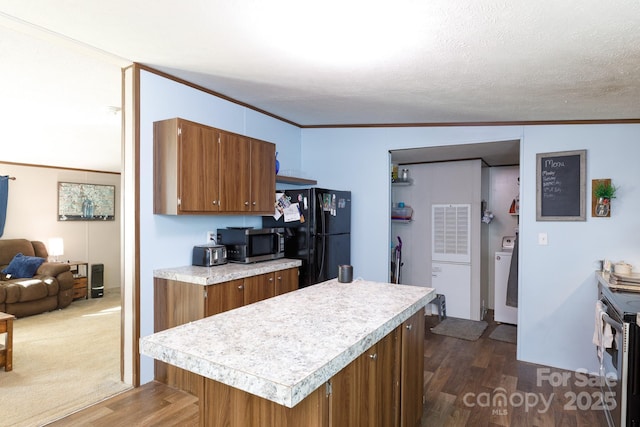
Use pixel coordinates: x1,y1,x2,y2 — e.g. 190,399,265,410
0,239,74,317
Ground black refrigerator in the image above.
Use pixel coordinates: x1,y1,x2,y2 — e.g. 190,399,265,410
263,188,351,288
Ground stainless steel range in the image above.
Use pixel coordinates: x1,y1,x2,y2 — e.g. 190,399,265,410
597,275,640,427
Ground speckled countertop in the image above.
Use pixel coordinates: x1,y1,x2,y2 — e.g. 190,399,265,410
153,258,302,285
140,278,435,408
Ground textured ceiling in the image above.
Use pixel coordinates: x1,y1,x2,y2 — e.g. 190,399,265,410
1,0,639,128
392,140,521,166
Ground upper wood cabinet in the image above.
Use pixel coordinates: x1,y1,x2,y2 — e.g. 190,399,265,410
154,118,275,215
250,138,276,213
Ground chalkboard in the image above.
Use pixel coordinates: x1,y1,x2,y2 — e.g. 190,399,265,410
536,150,586,221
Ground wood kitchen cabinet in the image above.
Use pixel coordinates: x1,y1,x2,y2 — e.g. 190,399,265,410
205,278,245,315
202,377,329,427
330,329,398,427
399,310,425,427
154,118,275,215
250,138,276,212
154,118,220,214
275,267,299,295
243,273,276,305
154,267,299,396
206,268,298,313
200,310,425,427
328,309,423,427
219,131,275,214
219,130,250,212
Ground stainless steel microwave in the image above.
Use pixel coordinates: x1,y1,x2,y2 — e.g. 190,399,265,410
216,227,284,263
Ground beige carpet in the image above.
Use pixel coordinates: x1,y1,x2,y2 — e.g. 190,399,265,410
0,291,131,427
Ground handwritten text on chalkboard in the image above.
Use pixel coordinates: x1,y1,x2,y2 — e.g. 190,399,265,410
536,150,586,221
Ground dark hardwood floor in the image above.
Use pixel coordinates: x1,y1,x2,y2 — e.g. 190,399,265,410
47,311,608,426
422,312,608,426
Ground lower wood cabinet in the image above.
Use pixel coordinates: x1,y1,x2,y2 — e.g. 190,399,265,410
199,310,425,427
154,267,299,397
330,326,398,427
275,267,299,296
400,309,425,427
202,376,329,427
244,272,275,305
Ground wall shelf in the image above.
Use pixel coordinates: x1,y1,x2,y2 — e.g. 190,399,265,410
276,175,317,185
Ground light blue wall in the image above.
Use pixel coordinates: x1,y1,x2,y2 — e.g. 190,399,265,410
301,124,640,374
519,125,640,372
138,71,301,382
300,127,523,282
137,67,640,380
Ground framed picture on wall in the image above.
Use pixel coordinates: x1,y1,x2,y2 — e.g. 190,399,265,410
57,182,115,221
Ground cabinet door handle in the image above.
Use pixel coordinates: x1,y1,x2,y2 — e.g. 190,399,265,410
369,353,377,360
277,276,282,281
244,201,249,206
406,324,413,330
212,200,217,205
269,277,273,282
252,201,256,206
238,285,244,290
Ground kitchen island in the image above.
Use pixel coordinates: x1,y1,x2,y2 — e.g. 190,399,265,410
141,278,435,427
153,259,302,396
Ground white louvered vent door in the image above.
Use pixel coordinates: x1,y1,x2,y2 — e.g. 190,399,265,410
432,204,471,263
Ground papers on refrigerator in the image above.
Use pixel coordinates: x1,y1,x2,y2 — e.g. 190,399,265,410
273,192,300,222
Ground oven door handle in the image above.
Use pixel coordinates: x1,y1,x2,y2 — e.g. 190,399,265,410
601,311,624,334
599,298,624,334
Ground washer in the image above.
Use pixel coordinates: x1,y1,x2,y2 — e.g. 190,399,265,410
494,236,517,325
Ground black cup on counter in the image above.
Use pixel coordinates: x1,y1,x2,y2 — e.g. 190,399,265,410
338,265,353,283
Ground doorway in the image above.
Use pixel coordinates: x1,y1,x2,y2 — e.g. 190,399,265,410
390,140,520,321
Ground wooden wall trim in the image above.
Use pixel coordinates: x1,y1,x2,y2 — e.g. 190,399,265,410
302,118,640,129
134,63,301,128
0,160,120,175
133,63,142,387
131,63,640,130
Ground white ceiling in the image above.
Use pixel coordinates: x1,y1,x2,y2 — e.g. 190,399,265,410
391,140,520,166
1,0,639,130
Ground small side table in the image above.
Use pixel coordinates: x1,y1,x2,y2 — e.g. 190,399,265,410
66,261,89,300
0,312,15,371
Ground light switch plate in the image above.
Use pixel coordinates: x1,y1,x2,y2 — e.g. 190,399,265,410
538,232,548,245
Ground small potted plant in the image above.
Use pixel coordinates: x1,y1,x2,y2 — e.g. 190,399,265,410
593,180,617,217
594,180,617,202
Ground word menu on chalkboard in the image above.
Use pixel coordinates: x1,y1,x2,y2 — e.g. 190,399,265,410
536,150,586,221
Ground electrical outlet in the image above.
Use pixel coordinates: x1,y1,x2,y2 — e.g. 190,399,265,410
207,231,215,242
